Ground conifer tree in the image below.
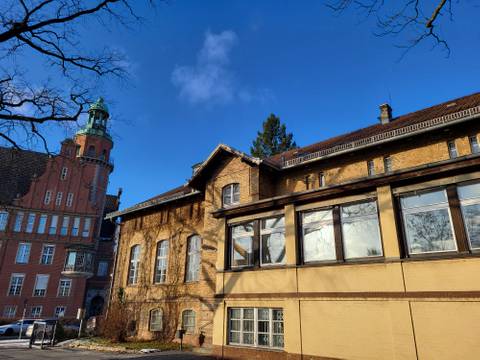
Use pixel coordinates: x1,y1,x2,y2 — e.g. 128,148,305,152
250,114,297,158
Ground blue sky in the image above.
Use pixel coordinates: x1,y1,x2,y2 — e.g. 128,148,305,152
12,1,480,208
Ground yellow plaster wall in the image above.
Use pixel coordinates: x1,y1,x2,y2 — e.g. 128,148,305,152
403,257,480,292
222,268,297,294
411,301,480,360
297,262,405,293
300,300,416,360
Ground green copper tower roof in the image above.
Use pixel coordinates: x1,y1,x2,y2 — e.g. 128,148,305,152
76,97,112,141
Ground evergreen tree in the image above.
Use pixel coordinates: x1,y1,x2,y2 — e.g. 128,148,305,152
250,114,297,158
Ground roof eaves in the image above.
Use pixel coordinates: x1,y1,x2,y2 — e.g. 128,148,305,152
105,189,201,219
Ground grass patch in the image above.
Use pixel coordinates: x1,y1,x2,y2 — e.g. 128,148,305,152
89,337,190,351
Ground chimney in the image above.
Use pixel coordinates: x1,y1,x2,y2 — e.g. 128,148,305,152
379,103,392,124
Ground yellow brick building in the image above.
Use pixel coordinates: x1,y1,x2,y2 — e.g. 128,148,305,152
109,92,480,359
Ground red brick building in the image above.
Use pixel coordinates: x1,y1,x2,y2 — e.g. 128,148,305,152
0,98,119,320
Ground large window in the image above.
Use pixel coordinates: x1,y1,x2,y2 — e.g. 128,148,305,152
228,308,284,349
149,309,163,332
55,306,66,318
229,216,286,268
400,189,456,254
82,218,91,237
3,306,16,318
260,217,286,266
301,209,336,262
0,211,8,231
8,274,25,296
16,243,31,264
185,235,201,282
30,306,42,318
458,182,480,250
223,183,240,207
40,244,55,265
128,245,141,285
341,201,383,259
72,217,80,236
60,216,70,236
181,310,196,334
154,241,169,284
33,274,49,297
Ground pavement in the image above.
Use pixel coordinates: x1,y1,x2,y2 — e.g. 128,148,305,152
1,348,214,359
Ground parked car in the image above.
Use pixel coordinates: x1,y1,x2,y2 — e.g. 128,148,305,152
0,319,35,336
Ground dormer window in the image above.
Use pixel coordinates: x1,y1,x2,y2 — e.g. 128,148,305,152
222,183,240,207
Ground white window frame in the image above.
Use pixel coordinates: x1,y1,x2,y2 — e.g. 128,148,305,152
25,213,36,233
60,216,70,236
14,211,24,232
66,193,74,207
228,307,284,349
54,306,66,318
40,244,55,265
0,211,8,231
400,189,457,255
154,241,168,284
181,309,196,334
367,160,375,176
44,190,52,205
49,215,58,235
128,245,140,285
82,218,91,238
448,140,458,159
8,273,25,296
30,306,42,318
3,305,17,318
469,135,480,154
16,242,31,264
222,183,240,207
149,308,163,332
185,235,201,282
33,274,49,297
55,192,63,206
37,214,47,234
72,217,80,236
58,279,72,297
60,167,68,180
383,156,393,173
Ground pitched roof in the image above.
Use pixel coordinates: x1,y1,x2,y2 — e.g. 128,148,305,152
106,185,199,218
268,92,480,167
0,147,49,206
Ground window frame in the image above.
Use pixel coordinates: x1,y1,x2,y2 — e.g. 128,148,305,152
49,215,58,235
8,273,25,296
72,217,80,236
30,306,42,318
66,193,74,207
458,181,480,251
60,216,70,236
149,308,163,332
469,135,480,154
25,213,36,233
33,274,49,297
14,211,24,232
97,261,109,277
37,214,47,234
3,305,17,318
383,156,393,173
153,240,169,284
60,167,68,180
40,244,55,265
54,306,66,318
447,140,458,159
367,160,375,176
44,190,52,205
227,307,284,349
181,309,196,334
222,183,240,207
82,218,91,238
16,242,31,264
127,245,141,285
0,211,8,231
58,279,72,297
185,235,201,282
55,192,63,206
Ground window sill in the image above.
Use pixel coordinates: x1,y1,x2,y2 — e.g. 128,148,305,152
225,344,284,352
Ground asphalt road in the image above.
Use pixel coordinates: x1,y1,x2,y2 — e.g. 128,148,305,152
1,348,214,359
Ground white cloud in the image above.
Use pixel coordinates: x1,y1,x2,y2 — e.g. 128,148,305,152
171,30,273,105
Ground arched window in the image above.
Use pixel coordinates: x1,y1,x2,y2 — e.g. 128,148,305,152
149,309,163,332
222,183,240,207
87,145,96,157
127,245,140,285
181,309,196,334
185,235,201,282
154,240,169,284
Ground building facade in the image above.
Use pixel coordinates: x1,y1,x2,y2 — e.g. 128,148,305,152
0,98,119,321
110,92,480,359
